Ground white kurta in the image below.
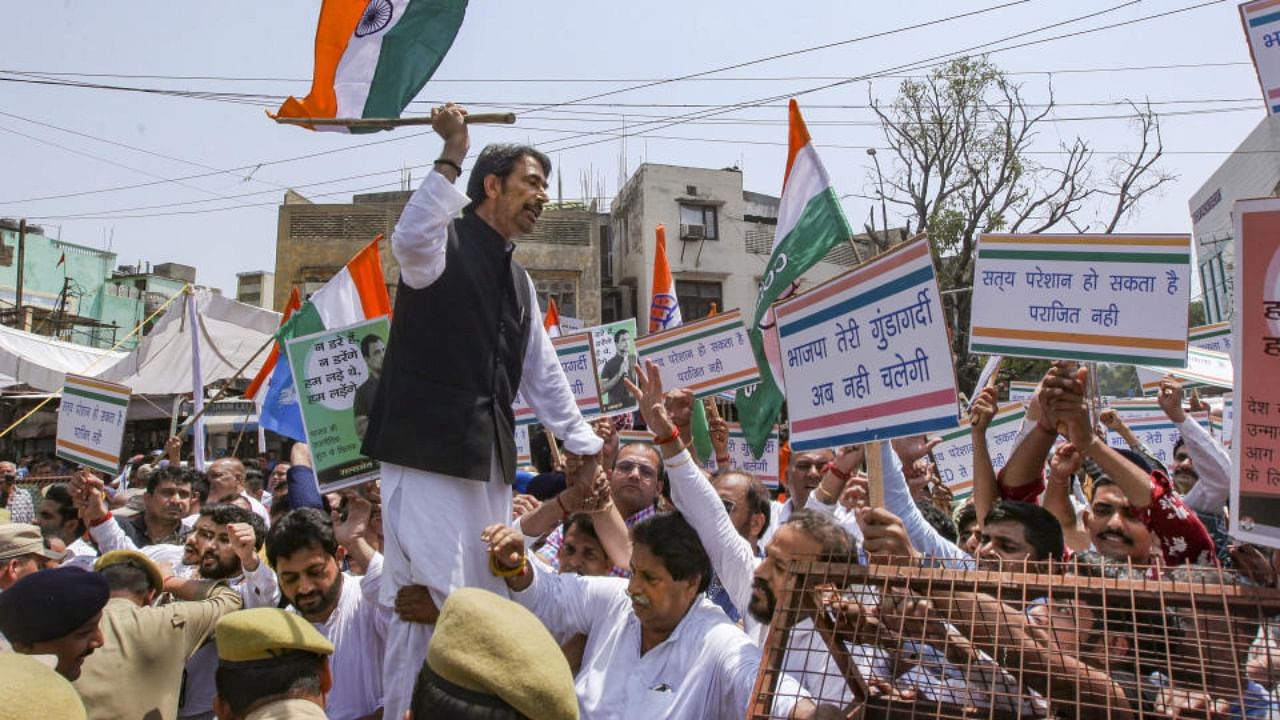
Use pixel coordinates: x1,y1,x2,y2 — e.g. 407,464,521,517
512,562,807,719
379,170,603,720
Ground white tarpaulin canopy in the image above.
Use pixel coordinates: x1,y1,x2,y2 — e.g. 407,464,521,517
96,289,280,396
0,322,126,392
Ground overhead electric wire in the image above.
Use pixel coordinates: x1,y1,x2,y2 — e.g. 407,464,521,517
1,0,1234,220
534,0,1223,157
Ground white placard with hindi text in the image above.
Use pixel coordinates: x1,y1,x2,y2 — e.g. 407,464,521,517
933,403,1027,501
513,332,603,425
970,233,1191,367
56,374,131,475
775,237,959,451
635,309,759,399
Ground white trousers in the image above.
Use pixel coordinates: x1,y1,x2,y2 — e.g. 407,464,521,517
378,453,513,720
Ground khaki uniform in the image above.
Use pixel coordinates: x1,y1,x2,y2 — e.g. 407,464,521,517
73,583,242,720
244,698,330,720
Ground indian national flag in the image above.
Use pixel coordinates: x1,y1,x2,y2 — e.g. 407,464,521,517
735,99,855,456
649,224,683,332
259,237,392,440
273,0,469,133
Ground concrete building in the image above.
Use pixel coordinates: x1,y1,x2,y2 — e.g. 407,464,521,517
0,221,188,349
274,189,604,325
1187,114,1280,323
236,271,275,309
608,163,868,329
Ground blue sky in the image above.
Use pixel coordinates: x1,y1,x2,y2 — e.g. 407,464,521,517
0,0,1263,296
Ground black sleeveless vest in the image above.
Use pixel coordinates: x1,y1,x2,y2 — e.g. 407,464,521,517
361,213,532,483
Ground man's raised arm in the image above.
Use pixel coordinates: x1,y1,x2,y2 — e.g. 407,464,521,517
392,103,471,290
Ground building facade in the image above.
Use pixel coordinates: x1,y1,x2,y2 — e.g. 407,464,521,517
274,188,603,326
1187,114,1280,323
236,271,275,309
608,163,865,331
0,221,188,349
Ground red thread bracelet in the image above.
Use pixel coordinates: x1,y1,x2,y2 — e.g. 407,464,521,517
556,493,571,518
653,426,681,445
825,463,852,482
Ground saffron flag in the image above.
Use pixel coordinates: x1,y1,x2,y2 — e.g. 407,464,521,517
735,100,855,456
544,297,562,338
649,225,683,333
273,0,469,133
259,238,392,440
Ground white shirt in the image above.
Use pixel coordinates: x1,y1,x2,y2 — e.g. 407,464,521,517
665,449,857,709
296,554,388,720
1177,416,1232,515
512,562,806,719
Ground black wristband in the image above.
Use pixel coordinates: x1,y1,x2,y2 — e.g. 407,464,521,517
434,158,462,174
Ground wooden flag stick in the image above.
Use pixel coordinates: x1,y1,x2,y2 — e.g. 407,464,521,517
865,441,884,509
273,112,516,130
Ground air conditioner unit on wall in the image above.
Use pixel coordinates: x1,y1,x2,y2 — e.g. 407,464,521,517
680,224,705,240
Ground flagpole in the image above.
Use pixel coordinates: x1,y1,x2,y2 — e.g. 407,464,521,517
273,113,516,130
175,332,277,437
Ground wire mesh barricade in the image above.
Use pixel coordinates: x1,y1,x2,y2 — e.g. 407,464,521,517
749,555,1280,719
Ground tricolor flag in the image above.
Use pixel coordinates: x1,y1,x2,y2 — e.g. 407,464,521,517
649,224,683,333
543,296,562,338
259,237,392,440
273,0,469,133
735,100,855,456
55,252,65,268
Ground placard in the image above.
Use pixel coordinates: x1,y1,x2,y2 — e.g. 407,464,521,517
1135,346,1234,394
970,233,1191,366
775,237,959,451
1190,321,1233,353
284,317,389,492
1105,413,1210,469
1240,0,1280,115
933,402,1027,501
512,332,603,425
590,318,639,417
634,308,759,398
56,374,131,474
701,424,782,489
1230,197,1280,547
1008,380,1038,404
515,425,531,466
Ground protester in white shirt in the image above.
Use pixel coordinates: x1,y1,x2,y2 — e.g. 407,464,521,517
206,457,270,524
484,513,840,719
1157,377,1232,513
267,500,388,720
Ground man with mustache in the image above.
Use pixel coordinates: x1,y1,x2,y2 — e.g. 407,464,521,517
267,501,386,720
175,504,277,720
484,512,838,719
361,102,603,720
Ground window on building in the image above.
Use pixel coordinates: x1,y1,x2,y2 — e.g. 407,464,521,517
533,275,579,320
676,280,722,320
679,204,718,241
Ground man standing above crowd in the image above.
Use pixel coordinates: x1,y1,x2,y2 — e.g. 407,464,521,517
360,102,602,719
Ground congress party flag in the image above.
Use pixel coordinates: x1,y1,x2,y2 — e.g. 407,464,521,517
735,99,855,456
260,237,392,440
649,225,683,332
273,0,469,133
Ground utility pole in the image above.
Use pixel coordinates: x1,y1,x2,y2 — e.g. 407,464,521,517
14,219,25,329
